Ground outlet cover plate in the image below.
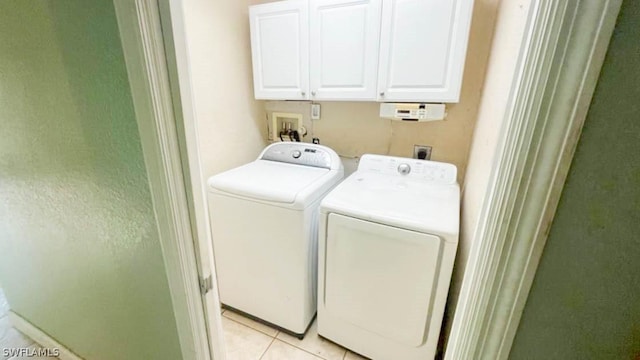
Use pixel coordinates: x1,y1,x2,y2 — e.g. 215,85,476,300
413,145,432,160
311,104,321,120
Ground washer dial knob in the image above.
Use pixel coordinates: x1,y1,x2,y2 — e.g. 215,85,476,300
292,150,302,159
398,163,411,175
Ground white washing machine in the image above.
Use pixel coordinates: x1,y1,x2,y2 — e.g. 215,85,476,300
208,142,343,337
317,154,460,360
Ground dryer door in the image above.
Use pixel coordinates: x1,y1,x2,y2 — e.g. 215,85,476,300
323,213,442,347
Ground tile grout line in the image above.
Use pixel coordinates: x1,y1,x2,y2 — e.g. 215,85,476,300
258,336,277,360
272,326,348,360
223,314,278,338
222,311,342,360
279,338,331,360
277,333,347,360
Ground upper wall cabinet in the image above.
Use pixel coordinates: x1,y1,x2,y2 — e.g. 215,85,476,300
377,0,474,103
250,0,309,100
249,0,474,103
309,0,382,101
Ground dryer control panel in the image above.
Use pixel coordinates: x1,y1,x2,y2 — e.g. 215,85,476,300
259,143,340,170
357,154,457,185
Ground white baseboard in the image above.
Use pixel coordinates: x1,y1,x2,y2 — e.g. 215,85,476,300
8,311,83,360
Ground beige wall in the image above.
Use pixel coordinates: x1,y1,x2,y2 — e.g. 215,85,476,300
264,0,502,183
181,0,268,180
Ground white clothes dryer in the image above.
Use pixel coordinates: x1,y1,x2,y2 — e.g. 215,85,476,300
317,154,460,359
208,142,343,337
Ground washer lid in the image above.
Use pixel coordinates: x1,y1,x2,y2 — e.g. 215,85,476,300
208,160,331,204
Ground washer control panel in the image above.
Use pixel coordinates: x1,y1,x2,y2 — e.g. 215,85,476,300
260,143,334,169
358,154,457,184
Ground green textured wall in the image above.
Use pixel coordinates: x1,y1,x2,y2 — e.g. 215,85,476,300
509,1,640,359
0,1,182,359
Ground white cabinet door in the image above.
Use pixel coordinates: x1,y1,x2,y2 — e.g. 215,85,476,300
309,0,382,101
250,0,309,100
377,0,474,103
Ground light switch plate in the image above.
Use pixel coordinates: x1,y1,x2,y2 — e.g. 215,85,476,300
311,104,321,120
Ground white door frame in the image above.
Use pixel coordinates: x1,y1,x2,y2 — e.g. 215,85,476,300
113,0,623,360
446,0,622,359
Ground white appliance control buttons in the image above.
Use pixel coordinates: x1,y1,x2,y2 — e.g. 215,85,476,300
260,143,335,169
357,154,457,184
398,163,411,175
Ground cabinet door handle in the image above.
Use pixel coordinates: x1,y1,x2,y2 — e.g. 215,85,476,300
380,91,385,97
311,91,316,96
301,91,306,97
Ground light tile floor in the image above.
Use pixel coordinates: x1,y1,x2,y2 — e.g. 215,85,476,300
0,288,59,360
221,308,368,360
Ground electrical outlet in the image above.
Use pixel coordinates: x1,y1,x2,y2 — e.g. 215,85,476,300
413,145,432,160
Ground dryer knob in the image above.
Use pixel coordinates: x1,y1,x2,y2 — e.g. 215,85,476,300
398,163,411,175
292,150,302,159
